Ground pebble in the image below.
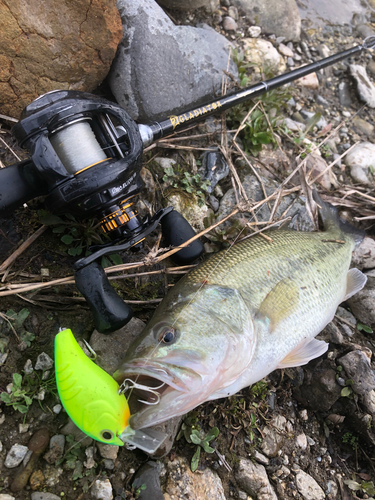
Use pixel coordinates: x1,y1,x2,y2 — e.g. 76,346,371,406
103,459,115,469
24,359,33,374
44,434,65,464
227,6,238,20
18,423,29,433
296,433,308,450
297,72,319,89
352,116,374,137
316,95,329,106
91,479,113,500
248,26,261,37
222,16,237,31
300,110,328,130
350,64,375,107
201,150,229,193
84,446,96,469
97,442,119,460
31,493,61,500
345,142,375,185
299,409,308,421
253,450,269,465
0,352,8,365
287,57,295,67
338,81,352,107
353,237,375,270
278,43,294,57
35,352,53,371
236,459,278,500
0,495,16,500
29,470,45,491
53,404,62,414
5,444,29,468
0,441,2,452
295,470,325,500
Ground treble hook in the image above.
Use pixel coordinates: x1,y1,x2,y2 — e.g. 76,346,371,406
118,378,165,406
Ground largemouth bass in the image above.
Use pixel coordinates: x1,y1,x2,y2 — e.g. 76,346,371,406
114,195,367,430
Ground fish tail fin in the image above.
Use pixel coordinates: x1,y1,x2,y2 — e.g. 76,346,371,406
312,190,365,247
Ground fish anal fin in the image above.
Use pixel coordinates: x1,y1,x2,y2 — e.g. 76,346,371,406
256,279,299,332
343,268,367,302
277,337,328,369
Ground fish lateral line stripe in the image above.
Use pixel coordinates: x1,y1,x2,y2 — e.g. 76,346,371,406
169,100,222,129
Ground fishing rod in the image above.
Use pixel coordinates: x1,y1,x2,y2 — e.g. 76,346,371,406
1,36,374,334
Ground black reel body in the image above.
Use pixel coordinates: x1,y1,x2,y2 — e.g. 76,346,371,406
1,90,203,334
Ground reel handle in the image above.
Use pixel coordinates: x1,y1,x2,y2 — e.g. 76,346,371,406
75,261,133,335
161,210,204,264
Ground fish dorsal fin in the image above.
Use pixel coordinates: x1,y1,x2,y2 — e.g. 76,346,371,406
343,268,367,302
277,337,328,369
256,278,299,332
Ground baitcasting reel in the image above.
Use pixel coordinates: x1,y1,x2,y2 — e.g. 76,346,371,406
1,90,204,334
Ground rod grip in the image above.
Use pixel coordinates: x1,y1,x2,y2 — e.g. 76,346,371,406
75,261,133,334
0,160,48,215
161,210,204,264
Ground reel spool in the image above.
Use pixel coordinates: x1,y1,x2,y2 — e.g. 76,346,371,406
2,90,203,334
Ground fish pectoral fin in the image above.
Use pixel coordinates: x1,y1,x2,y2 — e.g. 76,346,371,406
256,278,299,332
277,337,328,369
343,268,367,302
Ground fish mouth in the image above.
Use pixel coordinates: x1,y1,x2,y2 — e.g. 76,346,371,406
114,361,201,430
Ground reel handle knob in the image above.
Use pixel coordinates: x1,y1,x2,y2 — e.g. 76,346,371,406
75,261,133,334
161,210,204,264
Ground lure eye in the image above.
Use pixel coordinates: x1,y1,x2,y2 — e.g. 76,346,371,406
101,430,114,441
158,326,176,344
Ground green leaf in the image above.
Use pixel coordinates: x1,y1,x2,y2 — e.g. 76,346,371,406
109,253,122,266
52,226,66,234
341,386,352,398
190,429,202,445
201,442,215,453
205,427,219,442
24,396,33,406
0,392,11,403
61,234,74,245
191,446,201,472
14,308,29,328
15,404,29,413
343,479,361,491
38,210,65,226
357,322,373,333
13,373,22,388
0,337,9,353
101,256,112,269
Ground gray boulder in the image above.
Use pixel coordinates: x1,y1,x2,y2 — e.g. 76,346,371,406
110,0,237,122
156,0,219,10
232,0,301,41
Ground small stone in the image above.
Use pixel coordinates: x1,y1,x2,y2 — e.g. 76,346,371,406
353,237,375,270
296,433,308,450
248,26,261,37
299,110,327,130
30,470,45,490
253,450,269,465
103,459,115,470
60,418,92,447
236,459,278,499
24,359,33,374
222,16,237,30
287,57,295,67
227,6,238,20
350,64,375,107
278,43,294,57
35,352,53,371
31,493,61,500
44,434,65,464
5,444,29,468
0,441,2,452
19,423,29,433
284,117,305,132
97,442,119,460
43,464,64,487
299,409,308,420
297,72,319,89
40,268,49,277
261,415,287,457
91,479,113,500
352,116,374,137
295,470,325,500
0,414,6,425
338,81,352,107
0,352,8,366
345,142,375,185
0,495,16,500
84,446,96,469
338,350,375,396
53,404,62,414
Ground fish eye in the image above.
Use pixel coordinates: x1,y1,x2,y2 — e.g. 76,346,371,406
158,326,176,344
100,430,114,441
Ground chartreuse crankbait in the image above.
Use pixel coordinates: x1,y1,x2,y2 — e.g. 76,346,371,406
55,329,166,453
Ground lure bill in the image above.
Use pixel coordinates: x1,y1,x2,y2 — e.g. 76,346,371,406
55,329,167,453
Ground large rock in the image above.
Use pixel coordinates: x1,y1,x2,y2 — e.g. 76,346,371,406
0,0,122,118
235,459,278,500
156,0,219,10
232,0,301,41
347,271,375,327
109,0,237,122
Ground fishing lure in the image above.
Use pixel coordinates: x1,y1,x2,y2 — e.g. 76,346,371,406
55,329,166,453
